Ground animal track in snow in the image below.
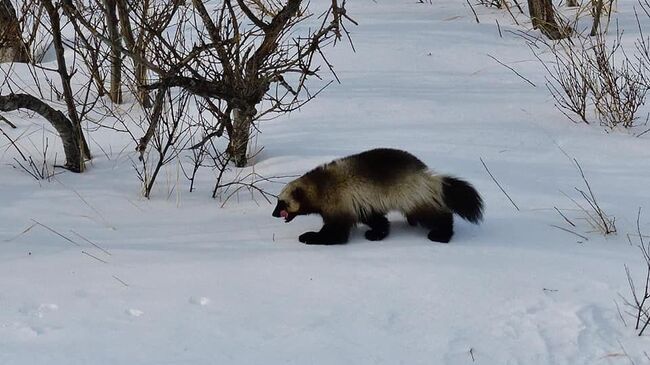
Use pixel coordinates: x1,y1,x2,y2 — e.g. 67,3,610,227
19,303,59,318
2,322,56,340
126,308,144,317
189,296,210,306
38,303,59,312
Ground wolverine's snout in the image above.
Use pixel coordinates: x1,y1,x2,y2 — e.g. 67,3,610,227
272,201,284,217
272,200,295,222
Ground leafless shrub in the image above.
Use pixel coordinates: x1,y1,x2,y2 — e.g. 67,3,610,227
589,30,648,129
65,0,355,168
216,169,276,206
621,208,650,336
1,0,99,173
493,0,646,128
6,0,337,201
556,159,616,236
64,1,110,97
1,125,60,181
131,87,281,201
182,110,211,194
533,41,592,123
47,0,354,198
133,89,195,198
530,21,649,130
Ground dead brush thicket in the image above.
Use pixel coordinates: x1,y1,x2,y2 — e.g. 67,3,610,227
530,2,650,132
480,0,649,131
1,0,355,200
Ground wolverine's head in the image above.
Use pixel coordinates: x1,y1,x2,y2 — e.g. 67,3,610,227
272,178,317,222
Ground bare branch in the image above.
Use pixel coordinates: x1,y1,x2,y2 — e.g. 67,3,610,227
0,93,83,172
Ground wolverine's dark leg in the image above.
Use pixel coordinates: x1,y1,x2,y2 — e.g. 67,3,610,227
410,208,454,243
361,213,390,241
426,213,453,243
406,214,418,226
299,217,353,245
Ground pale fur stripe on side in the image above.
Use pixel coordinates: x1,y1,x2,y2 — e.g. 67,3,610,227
320,160,446,219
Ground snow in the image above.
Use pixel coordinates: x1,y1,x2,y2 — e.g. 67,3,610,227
2,0,650,364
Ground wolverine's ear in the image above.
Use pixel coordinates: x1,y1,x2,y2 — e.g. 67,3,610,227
292,187,305,202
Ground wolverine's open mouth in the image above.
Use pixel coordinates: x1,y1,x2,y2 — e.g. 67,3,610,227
272,201,296,222
281,210,296,223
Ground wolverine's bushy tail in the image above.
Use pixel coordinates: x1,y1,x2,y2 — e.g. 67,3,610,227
441,176,484,224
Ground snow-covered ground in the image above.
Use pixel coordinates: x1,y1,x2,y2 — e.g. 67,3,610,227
2,1,650,364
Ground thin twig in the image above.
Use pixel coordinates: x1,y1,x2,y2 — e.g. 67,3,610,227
616,340,636,365
480,157,519,211
550,224,589,241
0,126,28,161
487,54,536,87
573,159,616,234
466,0,480,23
554,207,576,227
31,219,80,246
56,178,114,229
3,222,37,242
81,250,108,264
615,299,628,327
0,115,17,128
71,230,111,256
500,0,520,25
112,275,129,287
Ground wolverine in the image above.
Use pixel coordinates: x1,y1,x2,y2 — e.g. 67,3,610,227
272,148,483,245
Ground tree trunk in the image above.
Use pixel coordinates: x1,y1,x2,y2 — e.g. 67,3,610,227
0,0,29,63
589,0,603,36
0,94,84,172
104,0,123,104
42,0,91,167
527,0,569,40
133,46,150,107
115,0,151,107
136,87,167,157
229,108,254,167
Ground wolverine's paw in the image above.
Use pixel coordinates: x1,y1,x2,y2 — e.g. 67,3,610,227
427,230,452,243
299,231,320,244
365,229,388,241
